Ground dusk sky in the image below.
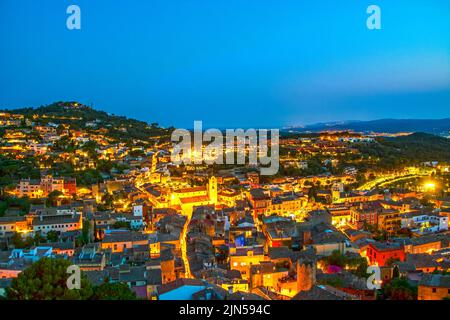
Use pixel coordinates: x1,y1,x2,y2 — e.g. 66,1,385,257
0,0,449,128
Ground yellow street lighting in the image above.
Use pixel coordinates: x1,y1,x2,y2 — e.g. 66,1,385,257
423,182,436,191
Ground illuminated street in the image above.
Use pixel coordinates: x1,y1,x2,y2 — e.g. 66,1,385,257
180,212,193,278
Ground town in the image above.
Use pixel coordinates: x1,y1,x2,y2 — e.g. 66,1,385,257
0,102,449,300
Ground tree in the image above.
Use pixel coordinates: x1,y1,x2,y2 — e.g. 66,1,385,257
91,282,137,300
385,257,400,267
34,232,46,245
354,259,369,278
11,233,34,249
46,190,63,207
392,265,400,278
11,232,25,248
46,230,59,243
6,258,93,300
379,278,417,300
102,193,114,210
326,250,347,268
112,221,131,229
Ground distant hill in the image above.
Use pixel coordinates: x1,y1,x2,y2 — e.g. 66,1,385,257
285,119,450,135
2,101,172,141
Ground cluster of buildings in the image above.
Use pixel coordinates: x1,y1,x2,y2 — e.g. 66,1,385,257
15,175,77,198
0,107,449,300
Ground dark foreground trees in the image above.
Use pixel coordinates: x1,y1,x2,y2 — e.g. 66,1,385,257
6,258,137,300
6,258,93,300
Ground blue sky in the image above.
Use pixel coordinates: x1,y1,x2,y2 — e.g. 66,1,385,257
0,0,449,128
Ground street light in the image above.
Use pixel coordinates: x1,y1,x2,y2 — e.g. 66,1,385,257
423,182,436,191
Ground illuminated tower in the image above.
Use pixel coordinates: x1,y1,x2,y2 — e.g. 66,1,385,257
297,257,316,292
151,153,158,173
208,176,217,205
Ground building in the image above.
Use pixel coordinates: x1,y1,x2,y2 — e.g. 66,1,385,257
63,178,77,196
0,216,29,237
266,192,306,218
170,176,218,215
350,202,382,230
249,261,289,291
247,188,271,218
366,242,405,267
326,206,351,228
418,274,450,300
71,244,106,271
40,175,64,195
0,247,54,279
100,230,150,253
377,209,402,235
304,223,349,256
401,211,448,235
157,278,213,300
262,217,297,249
229,245,266,280
400,235,448,254
16,179,42,198
31,208,83,235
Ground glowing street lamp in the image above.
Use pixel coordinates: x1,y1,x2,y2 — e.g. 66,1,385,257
423,182,436,191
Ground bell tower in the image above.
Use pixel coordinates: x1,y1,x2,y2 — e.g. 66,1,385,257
151,153,158,173
208,176,217,205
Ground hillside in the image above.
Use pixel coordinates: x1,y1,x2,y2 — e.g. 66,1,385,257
356,132,450,169
3,101,172,141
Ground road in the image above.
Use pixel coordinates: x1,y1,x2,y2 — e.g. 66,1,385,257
357,169,432,191
180,212,193,278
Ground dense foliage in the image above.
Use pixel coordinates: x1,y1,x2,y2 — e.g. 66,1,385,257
6,258,137,300
6,258,93,300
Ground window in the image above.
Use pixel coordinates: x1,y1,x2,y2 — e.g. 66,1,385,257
432,288,437,293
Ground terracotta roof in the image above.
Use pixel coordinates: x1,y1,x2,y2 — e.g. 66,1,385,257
175,186,206,194
179,195,210,204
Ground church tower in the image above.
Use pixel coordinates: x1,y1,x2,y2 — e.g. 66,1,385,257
208,176,217,205
151,153,158,173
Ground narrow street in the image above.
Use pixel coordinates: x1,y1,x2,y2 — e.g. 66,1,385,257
180,212,193,278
